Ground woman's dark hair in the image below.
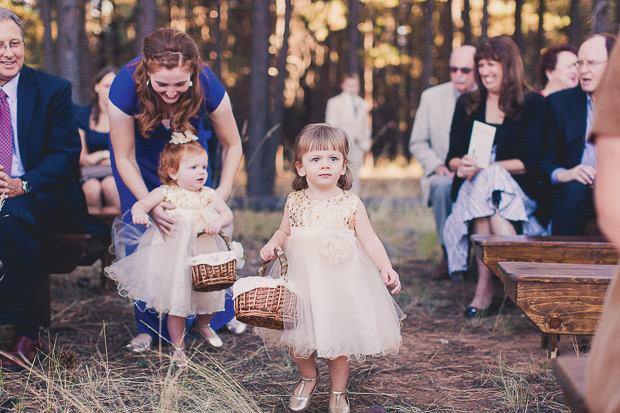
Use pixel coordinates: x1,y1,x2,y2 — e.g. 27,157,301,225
132,29,205,138
537,43,578,88
90,65,119,125
464,36,532,121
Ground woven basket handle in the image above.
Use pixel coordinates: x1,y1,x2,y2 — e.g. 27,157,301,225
218,231,232,251
258,249,288,281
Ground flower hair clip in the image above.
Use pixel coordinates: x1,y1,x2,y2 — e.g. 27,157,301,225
170,130,199,145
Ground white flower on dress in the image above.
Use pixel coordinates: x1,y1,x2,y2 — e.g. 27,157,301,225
318,233,354,265
230,241,246,269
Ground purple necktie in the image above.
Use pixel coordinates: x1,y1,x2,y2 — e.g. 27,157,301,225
0,89,13,176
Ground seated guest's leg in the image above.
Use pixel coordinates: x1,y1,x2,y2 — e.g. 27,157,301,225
82,179,103,213
467,212,517,316
0,196,47,369
429,174,453,278
0,196,46,338
428,174,454,246
551,181,594,235
101,176,121,209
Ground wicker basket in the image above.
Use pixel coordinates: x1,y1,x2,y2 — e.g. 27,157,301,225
190,231,237,292
233,249,297,330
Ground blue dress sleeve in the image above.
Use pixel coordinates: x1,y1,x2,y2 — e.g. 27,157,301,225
74,105,91,131
199,65,226,113
109,57,141,116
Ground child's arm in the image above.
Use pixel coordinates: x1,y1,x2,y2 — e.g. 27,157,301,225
354,200,402,294
131,187,165,226
203,194,234,235
259,206,291,261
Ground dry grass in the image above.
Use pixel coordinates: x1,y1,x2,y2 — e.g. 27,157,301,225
0,163,573,412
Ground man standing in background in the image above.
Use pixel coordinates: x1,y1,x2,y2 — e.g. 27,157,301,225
325,73,371,194
409,45,476,279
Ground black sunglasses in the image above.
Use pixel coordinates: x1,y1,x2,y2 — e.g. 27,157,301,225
449,66,473,74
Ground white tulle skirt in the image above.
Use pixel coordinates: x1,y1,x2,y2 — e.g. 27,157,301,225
255,227,405,361
105,210,225,317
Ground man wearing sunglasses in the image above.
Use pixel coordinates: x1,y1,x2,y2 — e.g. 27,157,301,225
409,45,476,280
541,33,616,235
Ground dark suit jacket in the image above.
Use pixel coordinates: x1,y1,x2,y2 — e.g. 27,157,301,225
540,86,588,184
17,65,105,235
446,91,548,202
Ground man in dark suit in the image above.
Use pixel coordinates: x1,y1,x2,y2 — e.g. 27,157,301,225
0,8,104,369
541,33,617,235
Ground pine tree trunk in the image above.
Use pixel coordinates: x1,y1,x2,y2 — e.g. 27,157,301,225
570,0,582,45
271,0,292,140
462,0,472,45
247,0,273,196
481,0,490,40
78,1,92,104
40,0,55,75
57,0,81,104
347,0,360,74
537,0,546,61
592,0,611,33
514,0,524,51
134,0,157,56
423,0,434,88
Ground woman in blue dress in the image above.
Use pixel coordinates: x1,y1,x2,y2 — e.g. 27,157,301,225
108,29,243,352
76,66,120,213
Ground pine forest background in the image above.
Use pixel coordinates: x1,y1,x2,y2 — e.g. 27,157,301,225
4,0,619,195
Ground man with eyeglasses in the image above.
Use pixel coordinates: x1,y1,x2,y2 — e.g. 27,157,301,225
0,8,105,370
540,33,617,235
409,45,476,279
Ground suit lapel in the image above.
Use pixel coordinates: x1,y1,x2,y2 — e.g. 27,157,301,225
568,88,587,140
16,66,37,171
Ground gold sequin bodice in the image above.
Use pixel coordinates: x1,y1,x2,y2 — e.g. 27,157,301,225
161,185,217,233
287,190,358,230
162,185,214,209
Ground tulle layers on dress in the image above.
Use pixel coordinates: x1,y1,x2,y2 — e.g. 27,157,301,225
256,227,405,361
106,208,225,317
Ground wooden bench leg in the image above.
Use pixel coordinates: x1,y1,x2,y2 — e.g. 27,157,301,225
100,250,116,293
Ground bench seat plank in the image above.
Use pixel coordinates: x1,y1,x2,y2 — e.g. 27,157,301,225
499,262,616,335
552,356,590,413
472,235,617,281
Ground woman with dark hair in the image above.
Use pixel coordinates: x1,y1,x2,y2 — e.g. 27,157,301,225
108,29,243,352
75,65,120,213
443,36,547,317
537,43,578,96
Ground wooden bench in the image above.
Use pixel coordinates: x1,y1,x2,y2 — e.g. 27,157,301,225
552,356,590,413
14,211,119,328
472,235,618,281
498,262,615,357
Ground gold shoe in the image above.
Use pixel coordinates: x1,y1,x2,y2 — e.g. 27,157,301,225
328,390,350,413
289,369,320,411
192,325,223,348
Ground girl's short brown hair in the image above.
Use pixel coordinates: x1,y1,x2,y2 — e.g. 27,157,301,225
158,141,208,185
291,123,353,191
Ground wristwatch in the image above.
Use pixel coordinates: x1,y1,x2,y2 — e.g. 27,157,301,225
21,180,31,194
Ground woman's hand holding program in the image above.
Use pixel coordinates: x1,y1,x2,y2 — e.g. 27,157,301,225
456,155,481,180
260,242,280,262
381,268,401,295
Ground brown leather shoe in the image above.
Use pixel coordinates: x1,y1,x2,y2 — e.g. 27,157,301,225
1,336,41,371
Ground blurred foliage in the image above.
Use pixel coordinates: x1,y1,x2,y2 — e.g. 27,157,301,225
3,0,617,159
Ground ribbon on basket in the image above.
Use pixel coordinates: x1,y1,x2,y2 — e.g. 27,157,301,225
232,249,297,330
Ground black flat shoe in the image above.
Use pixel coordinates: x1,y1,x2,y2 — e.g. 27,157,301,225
464,306,488,318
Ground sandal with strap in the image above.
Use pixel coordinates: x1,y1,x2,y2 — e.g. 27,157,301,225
289,369,320,412
328,390,350,413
